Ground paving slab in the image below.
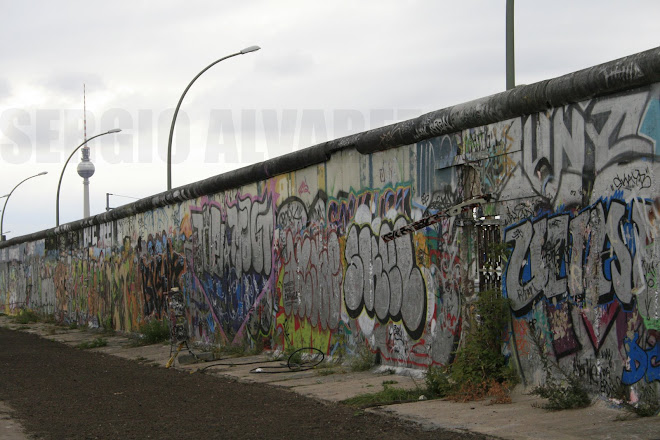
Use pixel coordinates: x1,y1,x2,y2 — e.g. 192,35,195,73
373,391,660,440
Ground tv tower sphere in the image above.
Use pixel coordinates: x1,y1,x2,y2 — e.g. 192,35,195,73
77,146,95,178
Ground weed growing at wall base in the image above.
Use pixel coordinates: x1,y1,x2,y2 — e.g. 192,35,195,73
341,384,426,409
213,340,264,358
615,384,660,418
528,322,591,411
349,344,376,372
424,366,452,397
444,288,518,402
11,309,40,325
41,314,57,324
432,243,518,402
136,319,170,345
76,337,108,349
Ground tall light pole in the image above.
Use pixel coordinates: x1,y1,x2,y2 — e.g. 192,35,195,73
167,45,261,190
1,173,48,241
56,129,121,226
506,0,515,90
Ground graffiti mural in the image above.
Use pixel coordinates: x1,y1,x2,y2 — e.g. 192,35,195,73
188,191,276,343
343,212,426,340
503,198,657,316
276,192,342,331
498,86,660,395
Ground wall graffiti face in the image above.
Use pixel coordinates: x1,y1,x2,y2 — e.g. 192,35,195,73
504,198,657,317
188,191,276,343
343,212,426,340
276,193,342,331
0,76,658,400
138,232,186,318
497,85,660,395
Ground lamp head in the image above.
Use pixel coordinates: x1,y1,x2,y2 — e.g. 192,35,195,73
240,45,261,54
37,171,48,176
107,128,122,134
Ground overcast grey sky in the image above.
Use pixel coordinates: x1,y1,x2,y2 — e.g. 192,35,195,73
1,0,659,238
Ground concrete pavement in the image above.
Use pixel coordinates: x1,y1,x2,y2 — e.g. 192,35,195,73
1,316,658,440
0,401,28,440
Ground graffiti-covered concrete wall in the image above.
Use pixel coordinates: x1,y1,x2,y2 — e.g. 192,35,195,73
498,85,660,393
1,48,659,396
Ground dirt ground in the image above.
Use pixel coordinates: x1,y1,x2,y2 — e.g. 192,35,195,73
0,328,491,440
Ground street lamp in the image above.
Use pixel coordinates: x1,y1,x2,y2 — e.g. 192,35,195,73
0,193,10,225
1,173,48,241
166,45,261,190
56,128,122,226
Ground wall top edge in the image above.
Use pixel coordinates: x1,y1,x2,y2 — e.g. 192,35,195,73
2,46,659,249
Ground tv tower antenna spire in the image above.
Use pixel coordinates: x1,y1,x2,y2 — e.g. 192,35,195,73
83,83,87,141
77,83,95,218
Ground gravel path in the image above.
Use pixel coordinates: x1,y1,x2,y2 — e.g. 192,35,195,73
0,328,490,440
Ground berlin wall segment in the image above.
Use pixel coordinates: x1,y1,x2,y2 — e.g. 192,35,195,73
1,48,660,400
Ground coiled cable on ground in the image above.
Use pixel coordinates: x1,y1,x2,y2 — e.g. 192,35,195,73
197,347,324,374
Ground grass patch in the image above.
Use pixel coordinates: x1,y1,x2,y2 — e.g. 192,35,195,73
102,315,114,332
136,319,170,345
428,243,518,403
446,284,518,401
213,341,264,358
349,344,376,372
342,384,425,408
530,378,590,410
68,322,78,330
314,360,346,376
314,357,341,369
77,337,108,349
615,384,660,418
99,327,116,336
625,387,660,417
425,366,452,397
12,309,40,324
528,321,590,410
41,314,57,324
286,346,303,366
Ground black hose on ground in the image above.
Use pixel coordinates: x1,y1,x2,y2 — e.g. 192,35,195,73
197,347,324,374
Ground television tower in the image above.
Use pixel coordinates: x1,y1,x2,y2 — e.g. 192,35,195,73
77,84,95,218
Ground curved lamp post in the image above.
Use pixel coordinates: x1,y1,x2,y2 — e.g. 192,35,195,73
167,45,261,190
56,128,122,226
1,173,48,241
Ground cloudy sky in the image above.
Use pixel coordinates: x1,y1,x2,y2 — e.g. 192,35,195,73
1,0,659,238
